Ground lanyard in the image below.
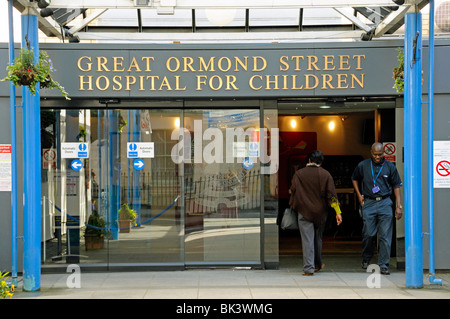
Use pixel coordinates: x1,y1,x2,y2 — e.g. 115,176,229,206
371,161,384,186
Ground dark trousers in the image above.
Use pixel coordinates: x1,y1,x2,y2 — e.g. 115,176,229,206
361,197,394,269
298,213,326,274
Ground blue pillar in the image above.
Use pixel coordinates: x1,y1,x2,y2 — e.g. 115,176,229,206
21,11,41,291
109,110,120,239
404,11,423,288
132,110,141,225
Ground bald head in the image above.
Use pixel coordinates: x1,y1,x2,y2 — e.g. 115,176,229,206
371,142,383,152
371,142,384,163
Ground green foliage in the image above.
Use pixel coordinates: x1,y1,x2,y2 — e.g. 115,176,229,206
0,272,14,299
119,203,137,225
118,114,127,134
84,210,106,237
393,47,404,93
1,48,70,100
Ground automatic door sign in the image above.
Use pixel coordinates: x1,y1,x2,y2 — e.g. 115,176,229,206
71,159,83,171
233,142,259,158
61,143,89,158
383,142,396,162
133,158,145,170
127,142,154,158
433,141,450,188
249,142,259,157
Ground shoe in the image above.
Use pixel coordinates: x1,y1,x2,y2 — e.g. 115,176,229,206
361,260,370,269
314,264,325,272
380,268,390,275
302,272,314,276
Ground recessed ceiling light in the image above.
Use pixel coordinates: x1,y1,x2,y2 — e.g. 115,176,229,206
320,105,331,109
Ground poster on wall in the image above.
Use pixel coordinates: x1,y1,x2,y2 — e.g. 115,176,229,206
434,141,450,188
0,144,11,192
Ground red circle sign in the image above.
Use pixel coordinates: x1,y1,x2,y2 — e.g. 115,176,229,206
436,160,450,177
43,149,56,161
384,143,396,155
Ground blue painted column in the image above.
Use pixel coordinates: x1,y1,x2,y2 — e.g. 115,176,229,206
404,11,423,289
109,110,120,239
132,110,141,225
21,11,41,291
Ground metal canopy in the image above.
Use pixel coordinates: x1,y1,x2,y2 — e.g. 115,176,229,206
12,0,428,43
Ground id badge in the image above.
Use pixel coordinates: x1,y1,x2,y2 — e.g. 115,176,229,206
372,185,380,194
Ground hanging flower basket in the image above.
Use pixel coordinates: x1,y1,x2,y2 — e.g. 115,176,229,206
1,48,70,100
393,47,404,93
13,67,38,86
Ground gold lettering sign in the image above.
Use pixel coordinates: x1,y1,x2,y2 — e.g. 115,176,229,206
76,54,365,92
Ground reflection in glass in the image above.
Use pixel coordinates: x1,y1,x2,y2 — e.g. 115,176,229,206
40,107,274,269
184,109,261,265
41,109,183,267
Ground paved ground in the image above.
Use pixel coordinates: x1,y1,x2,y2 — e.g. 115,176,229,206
8,256,450,300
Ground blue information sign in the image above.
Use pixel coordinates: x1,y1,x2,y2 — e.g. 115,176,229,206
71,159,83,171
242,158,254,170
133,158,145,170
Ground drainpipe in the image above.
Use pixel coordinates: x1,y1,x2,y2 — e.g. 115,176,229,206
427,0,442,286
7,0,18,287
404,9,423,289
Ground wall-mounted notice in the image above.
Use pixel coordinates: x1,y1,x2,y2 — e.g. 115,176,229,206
434,141,450,188
0,145,12,192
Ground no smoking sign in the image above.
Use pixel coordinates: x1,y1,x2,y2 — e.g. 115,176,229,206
383,142,396,162
436,160,450,177
43,148,57,169
434,141,450,188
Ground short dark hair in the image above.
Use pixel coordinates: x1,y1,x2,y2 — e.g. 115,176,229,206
309,150,324,165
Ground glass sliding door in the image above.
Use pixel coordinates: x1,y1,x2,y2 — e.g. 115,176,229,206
41,106,268,269
41,108,183,268
107,109,183,265
182,109,262,266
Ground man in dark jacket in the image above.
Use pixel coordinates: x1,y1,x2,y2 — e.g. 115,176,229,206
351,142,403,275
290,150,343,276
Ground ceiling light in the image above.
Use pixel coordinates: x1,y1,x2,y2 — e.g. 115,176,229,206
69,34,80,43
205,9,237,27
320,105,331,109
328,121,335,131
290,119,297,129
40,8,54,18
134,0,149,5
38,0,51,9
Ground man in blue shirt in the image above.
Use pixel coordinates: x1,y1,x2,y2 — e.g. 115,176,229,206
351,142,403,275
